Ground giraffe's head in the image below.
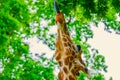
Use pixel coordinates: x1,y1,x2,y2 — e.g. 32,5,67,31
74,46,89,76
54,1,66,26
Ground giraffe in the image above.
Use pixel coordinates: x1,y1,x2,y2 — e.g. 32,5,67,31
54,1,89,80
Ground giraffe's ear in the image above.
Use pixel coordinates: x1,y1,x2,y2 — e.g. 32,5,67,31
75,45,82,55
76,45,81,52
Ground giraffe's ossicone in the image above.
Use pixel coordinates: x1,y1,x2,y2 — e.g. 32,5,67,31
54,1,89,80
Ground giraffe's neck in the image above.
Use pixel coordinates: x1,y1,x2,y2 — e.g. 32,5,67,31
55,25,78,80
55,13,87,80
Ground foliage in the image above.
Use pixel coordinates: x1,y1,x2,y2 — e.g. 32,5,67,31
78,72,105,80
0,0,55,80
0,56,55,80
0,0,120,80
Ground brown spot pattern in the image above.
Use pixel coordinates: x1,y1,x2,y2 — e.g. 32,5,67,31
63,67,68,74
69,56,74,61
65,78,68,80
65,48,70,55
71,51,75,55
56,53,61,60
67,36,72,43
64,42,68,47
68,42,71,48
58,61,63,66
71,69,75,75
69,75,75,80
62,37,67,42
64,57,69,65
58,70,64,80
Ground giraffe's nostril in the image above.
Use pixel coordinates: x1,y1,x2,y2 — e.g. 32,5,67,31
84,67,88,73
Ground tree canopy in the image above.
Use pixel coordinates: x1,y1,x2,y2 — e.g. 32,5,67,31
0,0,120,80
